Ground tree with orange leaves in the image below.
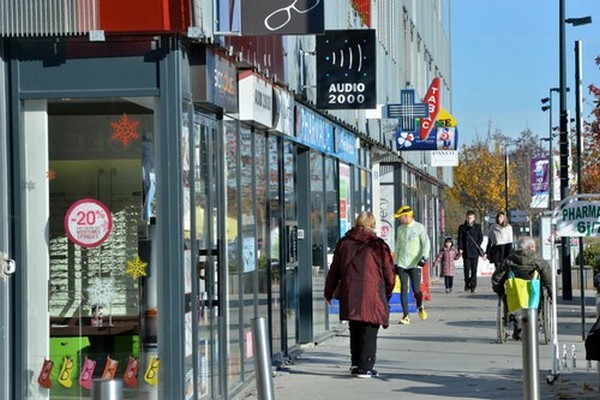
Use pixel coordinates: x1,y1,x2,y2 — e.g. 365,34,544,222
582,56,600,193
449,134,516,220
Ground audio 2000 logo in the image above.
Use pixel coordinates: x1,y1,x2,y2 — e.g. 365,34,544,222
316,30,376,110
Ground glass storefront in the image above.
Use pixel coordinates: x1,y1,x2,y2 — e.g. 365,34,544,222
310,151,326,335
2,37,400,400
20,98,155,399
325,158,340,329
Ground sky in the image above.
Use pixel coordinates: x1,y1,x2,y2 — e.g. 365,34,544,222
451,0,600,146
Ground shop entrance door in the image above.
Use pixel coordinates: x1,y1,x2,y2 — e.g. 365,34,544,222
16,98,156,399
188,112,224,398
0,57,13,399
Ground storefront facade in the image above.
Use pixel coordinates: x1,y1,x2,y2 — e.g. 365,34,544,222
0,35,378,399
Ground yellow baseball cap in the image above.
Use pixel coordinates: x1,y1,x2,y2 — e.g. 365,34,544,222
394,205,413,218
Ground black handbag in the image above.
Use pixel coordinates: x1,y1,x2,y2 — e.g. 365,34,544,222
466,231,485,257
585,315,600,361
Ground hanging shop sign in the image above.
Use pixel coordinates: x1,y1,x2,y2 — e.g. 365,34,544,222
271,86,295,135
396,126,458,151
191,47,238,113
238,71,273,129
530,157,550,209
419,77,442,140
556,200,600,237
316,29,376,109
295,104,334,153
241,0,324,35
64,199,113,248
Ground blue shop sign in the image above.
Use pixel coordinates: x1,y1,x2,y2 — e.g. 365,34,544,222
295,105,334,154
335,127,357,164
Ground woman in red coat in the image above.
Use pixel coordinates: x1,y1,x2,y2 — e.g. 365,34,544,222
324,212,396,378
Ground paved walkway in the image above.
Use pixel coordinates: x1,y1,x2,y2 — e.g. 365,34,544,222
237,276,600,400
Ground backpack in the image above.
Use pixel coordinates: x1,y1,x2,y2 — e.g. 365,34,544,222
585,315,600,361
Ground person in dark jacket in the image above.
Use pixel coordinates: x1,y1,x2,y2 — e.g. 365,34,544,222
491,237,552,340
457,210,484,293
324,212,396,379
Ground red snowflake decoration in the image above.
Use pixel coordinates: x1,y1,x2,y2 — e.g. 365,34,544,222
46,169,56,180
111,114,140,147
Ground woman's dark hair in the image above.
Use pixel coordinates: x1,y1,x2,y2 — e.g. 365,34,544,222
496,211,508,227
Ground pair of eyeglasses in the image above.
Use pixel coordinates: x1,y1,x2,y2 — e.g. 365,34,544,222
80,358,96,382
39,359,54,381
264,0,321,31
126,357,138,378
102,358,119,379
59,357,74,381
145,357,160,380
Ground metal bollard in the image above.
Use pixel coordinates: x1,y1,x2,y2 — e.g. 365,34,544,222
91,379,123,400
522,308,540,400
251,317,275,400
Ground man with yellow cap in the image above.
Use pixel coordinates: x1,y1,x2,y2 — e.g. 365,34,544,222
393,206,431,324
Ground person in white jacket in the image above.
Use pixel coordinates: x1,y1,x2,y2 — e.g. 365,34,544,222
485,211,513,271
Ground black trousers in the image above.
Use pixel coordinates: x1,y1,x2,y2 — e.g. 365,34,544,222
463,257,479,290
444,276,454,290
349,320,380,371
397,267,423,315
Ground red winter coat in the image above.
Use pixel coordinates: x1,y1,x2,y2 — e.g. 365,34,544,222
324,227,396,328
433,247,460,277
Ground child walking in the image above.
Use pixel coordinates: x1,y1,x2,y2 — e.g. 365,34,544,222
433,237,461,293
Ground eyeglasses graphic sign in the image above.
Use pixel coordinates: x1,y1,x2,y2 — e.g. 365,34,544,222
241,0,324,35
316,29,377,110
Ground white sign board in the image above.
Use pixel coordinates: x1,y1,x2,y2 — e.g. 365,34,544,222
509,210,528,224
555,200,600,237
430,150,459,167
238,71,273,129
64,198,113,247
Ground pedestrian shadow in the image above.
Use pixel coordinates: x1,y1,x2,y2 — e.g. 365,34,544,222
381,371,527,399
277,364,530,399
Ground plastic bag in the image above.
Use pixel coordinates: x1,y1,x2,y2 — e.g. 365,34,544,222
505,270,540,313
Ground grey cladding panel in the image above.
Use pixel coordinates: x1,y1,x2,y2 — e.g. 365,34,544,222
15,41,159,95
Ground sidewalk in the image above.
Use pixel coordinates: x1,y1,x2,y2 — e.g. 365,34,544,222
237,277,600,400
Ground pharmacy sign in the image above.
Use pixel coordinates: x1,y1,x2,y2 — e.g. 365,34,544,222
555,198,600,237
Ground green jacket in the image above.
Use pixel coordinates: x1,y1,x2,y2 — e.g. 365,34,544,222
394,220,431,269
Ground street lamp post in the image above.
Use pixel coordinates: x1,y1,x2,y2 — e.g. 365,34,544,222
504,152,509,213
574,39,585,339
558,1,592,300
541,87,560,209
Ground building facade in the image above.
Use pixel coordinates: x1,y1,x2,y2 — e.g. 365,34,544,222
0,1,452,399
